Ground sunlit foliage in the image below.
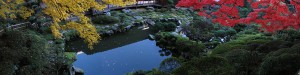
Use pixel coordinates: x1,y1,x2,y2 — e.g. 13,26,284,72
1,0,136,49
42,0,135,49
0,0,33,19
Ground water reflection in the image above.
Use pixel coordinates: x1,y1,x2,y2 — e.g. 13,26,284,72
66,27,154,55
67,27,169,75
74,39,168,75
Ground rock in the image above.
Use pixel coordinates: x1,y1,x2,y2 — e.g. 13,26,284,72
126,25,132,30
134,16,143,20
48,41,54,44
114,24,119,27
104,25,110,28
177,20,182,25
106,30,114,35
171,8,176,11
178,7,188,10
72,66,84,75
146,7,155,10
171,32,179,36
103,9,110,13
180,33,188,38
68,16,79,22
122,9,131,13
175,26,182,32
40,3,47,9
188,8,194,11
137,26,143,29
145,19,155,26
105,12,111,16
99,31,105,35
149,34,155,40
92,8,102,15
111,25,118,31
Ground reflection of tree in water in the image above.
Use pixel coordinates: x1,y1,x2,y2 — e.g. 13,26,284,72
66,27,154,55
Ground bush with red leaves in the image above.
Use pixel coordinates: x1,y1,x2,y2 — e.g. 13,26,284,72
177,0,300,32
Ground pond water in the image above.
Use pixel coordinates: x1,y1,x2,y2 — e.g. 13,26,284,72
66,27,168,75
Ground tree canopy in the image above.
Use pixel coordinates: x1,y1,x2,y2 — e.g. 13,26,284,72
0,0,136,49
176,0,300,32
0,0,34,21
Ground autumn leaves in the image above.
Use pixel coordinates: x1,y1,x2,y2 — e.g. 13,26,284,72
176,0,300,32
0,0,136,49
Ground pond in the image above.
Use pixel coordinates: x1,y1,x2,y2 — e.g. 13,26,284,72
66,27,168,75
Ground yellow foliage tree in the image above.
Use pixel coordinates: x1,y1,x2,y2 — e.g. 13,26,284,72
1,0,136,49
0,0,33,20
42,0,136,49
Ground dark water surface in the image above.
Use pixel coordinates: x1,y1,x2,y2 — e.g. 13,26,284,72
74,39,167,75
67,27,168,75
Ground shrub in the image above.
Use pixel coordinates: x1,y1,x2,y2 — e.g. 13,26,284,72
275,29,300,42
256,40,292,53
211,33,273,55
258,43,300,75
63,29,78,41
213,28,237,37
127,70,149,75
127,69,169,75
166,0,179,7
233,24,247,32
146,69,169,75
173,56,234,75
152,21,177,33
92,15,120,25
183,17,215,42
211,44,244,55
0,30,50,75
226,28,237,36
224,49,263,75
155,32,206,57
214,30,227,37
0,61,15,75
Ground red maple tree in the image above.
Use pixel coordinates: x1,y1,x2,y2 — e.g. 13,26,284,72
176,0,300,32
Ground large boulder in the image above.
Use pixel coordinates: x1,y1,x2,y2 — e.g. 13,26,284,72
145,19,155,26
177,20,182,25
106,30,114,35
72,66,84,75
105,12,111,16
125,25,132,30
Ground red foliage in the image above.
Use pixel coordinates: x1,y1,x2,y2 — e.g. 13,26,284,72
176,0,300,32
